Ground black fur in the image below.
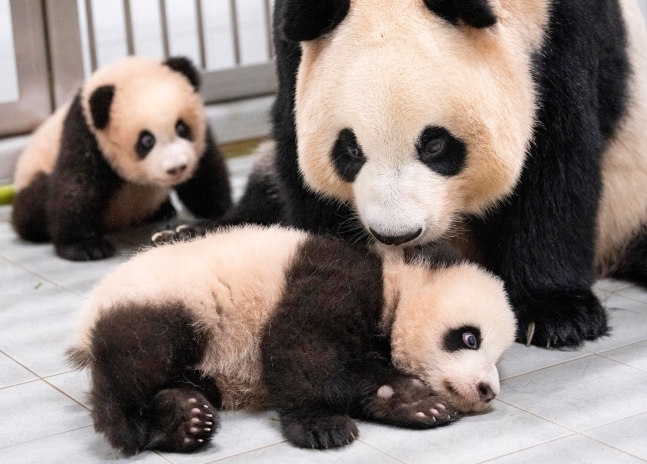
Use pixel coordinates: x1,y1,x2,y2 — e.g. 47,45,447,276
279,0,351,42
261,236,458,449
75,303,220,455
612,226,647,286
12,172,50,242
417,126,467,177
443,326,481,352
48,95,123,261
175,129,232,219
164,57,201,91
424,0,497,28
88,85,115,130
332,129,366,183
470,0,629,347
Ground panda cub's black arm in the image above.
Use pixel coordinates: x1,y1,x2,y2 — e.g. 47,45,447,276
260,237,458,449
48,96,123,261
175,129,232,220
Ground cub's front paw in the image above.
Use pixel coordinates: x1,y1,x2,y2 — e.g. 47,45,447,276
55,237,115,261
146,388,218,453
515,289,609,348
368,377,460,428
282,414,358,450
150,220,213,246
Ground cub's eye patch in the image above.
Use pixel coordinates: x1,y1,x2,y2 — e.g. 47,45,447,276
331,129,366,182
417,126,467,177
136,130,156,159
443,326,482,352
175,119,192,141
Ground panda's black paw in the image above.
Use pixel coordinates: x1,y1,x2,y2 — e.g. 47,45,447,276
515,289,609,348
150,219,213,246
282,414,358,449
367,377,460,428
55,237,115,261
145,388,218,453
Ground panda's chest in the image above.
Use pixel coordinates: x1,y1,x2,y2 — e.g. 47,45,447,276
102,183,170,231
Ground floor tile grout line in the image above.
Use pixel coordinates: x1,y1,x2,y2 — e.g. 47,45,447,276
41,376,91,411
0,348,45,380
0,378,40,391
500,352,595,382
582,433,647,462
201,440,289,463
493,398,579,434
0,425,93,451
357,439,408,463
475,433,578,464
580,409,647,434
0,253,87,298
596,350,647,375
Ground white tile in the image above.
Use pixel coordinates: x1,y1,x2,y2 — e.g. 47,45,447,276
0,381,91,449
0,284,83,377
486,434,643,464
358,401,569,464
46,371,91,409
614,285,647,304
0,257,46,299
162,411,285,464
499,356,647,431
584,412,647,460
0,352,36,389
594,279,635,294
0,426,168,464
598,340,647,372
584,295,647,353
214,440,401,464
498,342,590,380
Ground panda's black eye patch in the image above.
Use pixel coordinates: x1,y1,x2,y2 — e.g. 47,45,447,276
443,326,481,352
331,129,366,183
136,130,156,159
417,126,467,177
175,119,192,141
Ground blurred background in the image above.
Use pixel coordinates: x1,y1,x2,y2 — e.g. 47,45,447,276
0,0,646,184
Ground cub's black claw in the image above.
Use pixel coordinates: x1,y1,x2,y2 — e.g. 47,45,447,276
514,290,609,348
55,237,115,261
368,377,460,428
282,415,358,450
145,388,218,453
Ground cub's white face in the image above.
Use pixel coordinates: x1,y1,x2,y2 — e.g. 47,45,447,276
389,263,516,412
295,0,543,246
82,57,206,187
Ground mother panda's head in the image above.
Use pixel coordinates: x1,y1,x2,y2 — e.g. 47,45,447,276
283,0,547,246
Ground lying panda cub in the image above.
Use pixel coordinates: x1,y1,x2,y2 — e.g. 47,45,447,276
12,56,231,261
68,225,516,454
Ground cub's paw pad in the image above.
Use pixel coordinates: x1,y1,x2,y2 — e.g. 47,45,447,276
516,290,609,348
55,238,115,261
151,221,210,246
373,378,460,428
282,415,358,449
146,389,218,453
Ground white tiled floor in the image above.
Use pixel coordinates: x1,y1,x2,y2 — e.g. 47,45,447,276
1,156,647,463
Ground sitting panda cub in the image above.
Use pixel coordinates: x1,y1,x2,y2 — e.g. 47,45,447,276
12,56,231,261
68,225,516,454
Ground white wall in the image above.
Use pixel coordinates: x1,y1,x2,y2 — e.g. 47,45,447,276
639,0,647,20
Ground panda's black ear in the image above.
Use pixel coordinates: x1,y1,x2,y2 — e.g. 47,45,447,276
425,0,497,28
164,56,201,91
280,0,351,42
89,85,115,130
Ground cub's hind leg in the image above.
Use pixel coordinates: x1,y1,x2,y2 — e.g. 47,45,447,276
71,303,220,454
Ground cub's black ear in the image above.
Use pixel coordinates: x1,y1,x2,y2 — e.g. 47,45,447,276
164,56,201,91
88,85,115,130
425,0,497,28
280,0,350,42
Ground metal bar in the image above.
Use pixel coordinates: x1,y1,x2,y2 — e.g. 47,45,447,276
44,0,85,107
229,0,241,65
195,0,206,68
263,0,273,59
84,0,98,71
200,62,277,103
159,0,170,58
123,0,135,55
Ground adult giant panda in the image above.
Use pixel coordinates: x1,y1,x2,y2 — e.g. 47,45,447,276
68,225,516,453
13,56,231,261
210,0,647,349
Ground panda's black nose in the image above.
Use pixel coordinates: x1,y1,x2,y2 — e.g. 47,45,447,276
478,383,495,403
369,228,422,246
167,165,187,176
